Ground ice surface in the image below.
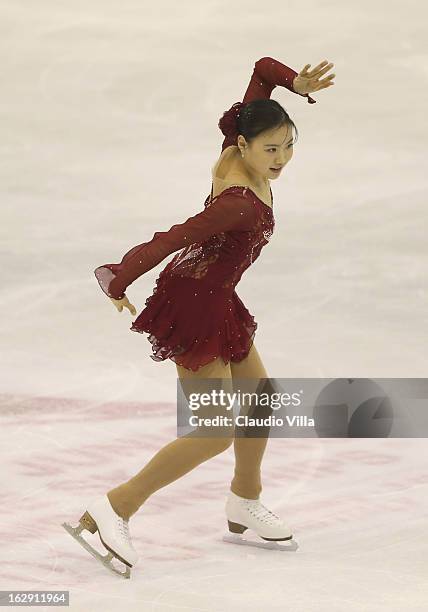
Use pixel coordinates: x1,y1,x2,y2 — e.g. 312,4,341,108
1,0,427,610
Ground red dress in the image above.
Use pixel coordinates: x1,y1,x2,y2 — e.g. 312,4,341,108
94,57,315,371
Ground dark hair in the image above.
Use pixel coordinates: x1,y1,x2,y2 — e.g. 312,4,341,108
237,98,298,146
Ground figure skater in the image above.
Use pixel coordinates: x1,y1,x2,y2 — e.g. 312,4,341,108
62,56,335,578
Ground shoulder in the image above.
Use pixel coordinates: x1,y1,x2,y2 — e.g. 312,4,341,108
213,152,252,191
209,187,258,230
212,145,240,181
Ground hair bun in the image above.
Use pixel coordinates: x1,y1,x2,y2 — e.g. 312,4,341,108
218,101,244,138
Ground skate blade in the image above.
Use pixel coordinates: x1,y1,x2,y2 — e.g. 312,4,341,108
222,532,298,551
62,522,131,579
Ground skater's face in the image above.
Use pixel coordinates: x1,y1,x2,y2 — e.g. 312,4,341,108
237,123,294,183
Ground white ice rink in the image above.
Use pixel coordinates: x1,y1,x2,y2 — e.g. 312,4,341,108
1,0,427,610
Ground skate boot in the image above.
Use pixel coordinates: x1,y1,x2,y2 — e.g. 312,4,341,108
62,494,139,578
223,490,298,551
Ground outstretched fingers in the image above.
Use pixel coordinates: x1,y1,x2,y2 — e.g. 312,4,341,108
301,60,334,79
315,73,336,90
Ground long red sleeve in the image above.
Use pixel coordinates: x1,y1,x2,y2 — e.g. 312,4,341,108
221,56,316,151
94,191,257,300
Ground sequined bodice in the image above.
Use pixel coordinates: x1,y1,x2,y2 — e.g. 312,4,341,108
159,184,275,293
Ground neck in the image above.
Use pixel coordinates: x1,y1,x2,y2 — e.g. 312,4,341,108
234,149,269,189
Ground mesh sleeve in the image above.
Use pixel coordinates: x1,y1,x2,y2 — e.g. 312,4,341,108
248,56,316,105
94,191,257,300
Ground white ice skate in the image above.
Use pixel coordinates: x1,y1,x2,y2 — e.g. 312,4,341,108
62,495,139,578
222,490,298,551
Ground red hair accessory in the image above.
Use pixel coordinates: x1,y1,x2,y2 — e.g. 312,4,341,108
218,101,245,139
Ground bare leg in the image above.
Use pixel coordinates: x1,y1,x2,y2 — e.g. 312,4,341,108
107,356,234,520
229,342,271,500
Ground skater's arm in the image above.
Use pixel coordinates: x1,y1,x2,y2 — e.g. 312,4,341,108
244,57,317,105
221,56,316,152
94,191,257,300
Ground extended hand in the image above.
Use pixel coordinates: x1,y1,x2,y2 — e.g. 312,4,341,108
293,60,335,96
110,295,137,315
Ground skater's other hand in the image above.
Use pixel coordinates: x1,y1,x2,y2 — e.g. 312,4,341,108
109,295,137,315
293,60,335,96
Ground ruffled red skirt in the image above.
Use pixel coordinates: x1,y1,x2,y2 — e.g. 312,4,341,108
130,274,257,372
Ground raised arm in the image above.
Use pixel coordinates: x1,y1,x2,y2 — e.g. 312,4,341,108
221,56,316,151
94,191,257,300
244,56,316,105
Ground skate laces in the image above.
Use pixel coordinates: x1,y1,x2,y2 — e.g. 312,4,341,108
244,499,281,525
116,517,131,542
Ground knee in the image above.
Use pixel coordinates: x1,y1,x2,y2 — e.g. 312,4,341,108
205,435,234,456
